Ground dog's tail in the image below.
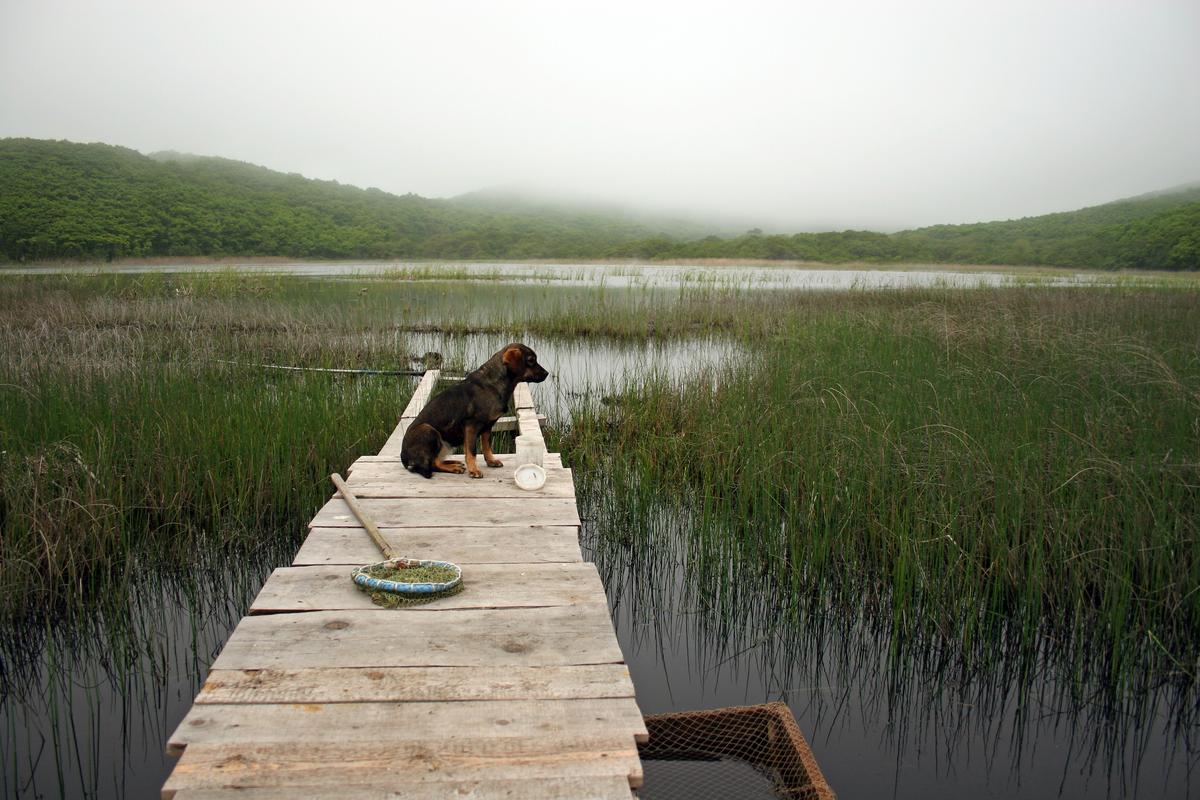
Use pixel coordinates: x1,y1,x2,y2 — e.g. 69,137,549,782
400,423,438,479
405,462,433,479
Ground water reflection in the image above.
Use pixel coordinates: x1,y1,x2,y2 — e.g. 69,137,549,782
578,480,1199,799
398,332,741,419
0,539,293,799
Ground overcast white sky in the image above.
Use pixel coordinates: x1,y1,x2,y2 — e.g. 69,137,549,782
2,0,1198,231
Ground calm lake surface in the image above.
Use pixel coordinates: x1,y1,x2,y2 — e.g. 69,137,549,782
1,265,1195,798
1,258,1087,290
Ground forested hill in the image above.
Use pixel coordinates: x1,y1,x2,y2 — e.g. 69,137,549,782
0,139,694,261
1,138,1197,269
645,183,1199,269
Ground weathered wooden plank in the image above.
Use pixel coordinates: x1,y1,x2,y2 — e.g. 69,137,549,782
490,413,546,433
310,497,581,529
378,417,415,457
513,382,536,410
196,664,636,705
343,467,574,498
211,606,626,671
354,452,564,469
250,563,606,614
169,697,647,754
402,369,441,417
517,410,545,441
378,369,441,455
350,451,564,469
168,774,635,800
164,743,641,796
294,526,582,566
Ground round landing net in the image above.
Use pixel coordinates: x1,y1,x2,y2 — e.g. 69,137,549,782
636,702,835,800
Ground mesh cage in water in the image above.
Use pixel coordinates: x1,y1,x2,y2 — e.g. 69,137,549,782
636,702,835,800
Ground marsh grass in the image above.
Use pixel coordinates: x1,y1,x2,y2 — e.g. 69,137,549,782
563,287,1200,701
582,492,1198,795
0,538,288,797
0,273,424,624
2,269,1198,796
3,272,1198,700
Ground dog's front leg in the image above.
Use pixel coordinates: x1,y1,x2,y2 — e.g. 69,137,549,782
463,423,484,478
481,430,503,468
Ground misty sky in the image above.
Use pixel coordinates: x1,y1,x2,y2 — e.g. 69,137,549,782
2,0,1198,231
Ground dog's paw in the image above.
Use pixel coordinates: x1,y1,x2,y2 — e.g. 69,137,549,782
468,466,484,479
485,457,503,468
445,462,466,474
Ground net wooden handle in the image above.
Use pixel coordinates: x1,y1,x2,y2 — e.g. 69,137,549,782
330,472,395,561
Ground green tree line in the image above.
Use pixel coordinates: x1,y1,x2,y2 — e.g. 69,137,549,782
1,138,1196,269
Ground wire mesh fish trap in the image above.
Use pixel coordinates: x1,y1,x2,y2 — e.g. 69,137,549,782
636,702,835,800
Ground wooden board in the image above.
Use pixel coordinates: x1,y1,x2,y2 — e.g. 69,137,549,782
196,664,636,705
169,697,647,754
310,497,581,529
517,409,544,437
211,606,626,671
344,466,575,498
402,370,441,417
293,526,582,566
164,742,641,795
355,452,564,469
250,563,606,613
514,382,536,410
168,774,635,799
378,416,415,457
491,413,546,433
378,369,440,455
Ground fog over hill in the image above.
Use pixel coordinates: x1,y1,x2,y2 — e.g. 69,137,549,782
2,2,1197,232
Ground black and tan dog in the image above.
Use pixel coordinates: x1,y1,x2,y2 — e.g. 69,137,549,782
401,343,549,479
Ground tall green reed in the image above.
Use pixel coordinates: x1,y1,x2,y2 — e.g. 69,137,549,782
563,287,1200,699
0,274,420,623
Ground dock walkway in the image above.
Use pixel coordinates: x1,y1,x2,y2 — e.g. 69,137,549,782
163,370,646,799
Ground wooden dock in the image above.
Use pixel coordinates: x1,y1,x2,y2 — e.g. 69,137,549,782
162,370,646,799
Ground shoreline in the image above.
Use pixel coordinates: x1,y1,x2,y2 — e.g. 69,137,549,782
0,255,1170,274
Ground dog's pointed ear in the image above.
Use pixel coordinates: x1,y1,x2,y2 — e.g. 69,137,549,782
502,346,523,374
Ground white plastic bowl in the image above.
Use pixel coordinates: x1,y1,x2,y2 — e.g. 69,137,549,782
513,463,547,491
